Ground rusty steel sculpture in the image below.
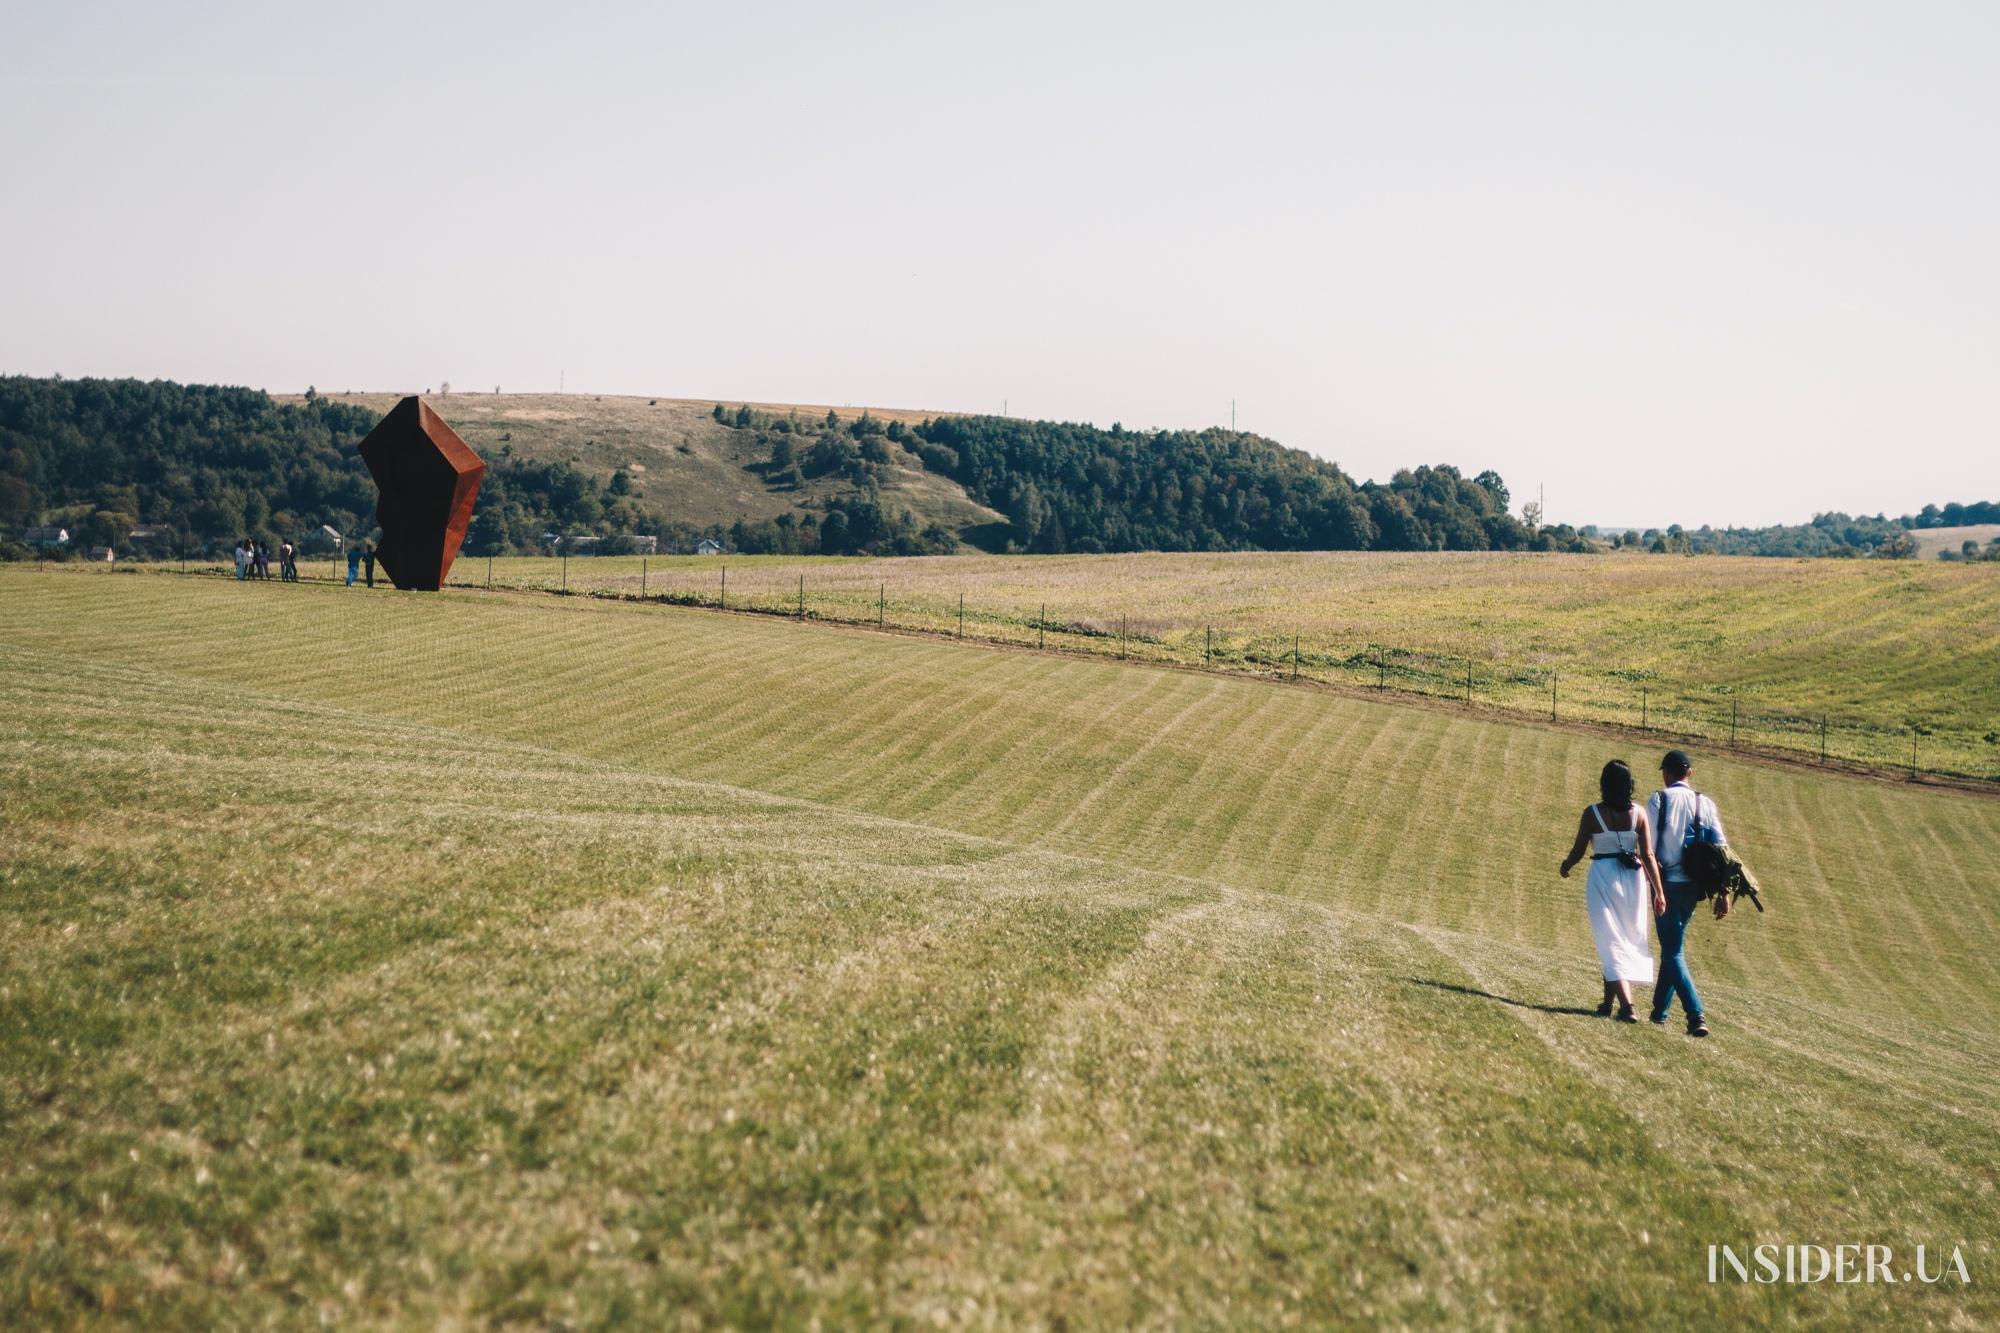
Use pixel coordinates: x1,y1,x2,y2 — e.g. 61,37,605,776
357,396,486,590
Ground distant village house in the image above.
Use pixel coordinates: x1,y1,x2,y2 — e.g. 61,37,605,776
693,537,724,556
22,526,70,547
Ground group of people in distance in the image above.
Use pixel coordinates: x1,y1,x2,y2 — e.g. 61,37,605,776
228,536,379,586
231,537,297,582
1559,749,1731,1036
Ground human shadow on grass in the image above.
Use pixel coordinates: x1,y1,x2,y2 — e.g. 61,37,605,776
1406,978,1601,1017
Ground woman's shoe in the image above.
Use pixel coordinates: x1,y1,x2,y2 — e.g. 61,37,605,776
1615,1004,1639,1023
1595,998,1615,1018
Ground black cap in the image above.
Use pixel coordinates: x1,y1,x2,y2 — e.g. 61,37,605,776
1661,749,1693,775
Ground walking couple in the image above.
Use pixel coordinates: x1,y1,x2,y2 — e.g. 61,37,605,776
1558,749,1729,1036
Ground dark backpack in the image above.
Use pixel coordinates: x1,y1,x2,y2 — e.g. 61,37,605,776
1658,788,1723,893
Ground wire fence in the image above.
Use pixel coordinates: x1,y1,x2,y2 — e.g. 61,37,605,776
125,552,2000,785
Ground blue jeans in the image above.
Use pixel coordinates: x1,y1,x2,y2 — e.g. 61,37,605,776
1653,884,1703,1021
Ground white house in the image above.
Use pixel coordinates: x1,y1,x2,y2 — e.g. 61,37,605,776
630,535,658,555
23,526,69,547
693,537,724,556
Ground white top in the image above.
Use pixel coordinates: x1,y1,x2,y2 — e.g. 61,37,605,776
1648,781,1725,884
1588,803,1639,856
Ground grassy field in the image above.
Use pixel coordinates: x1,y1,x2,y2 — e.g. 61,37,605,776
275,392,1000,540
3,568,1997,1325
262,547,2000,778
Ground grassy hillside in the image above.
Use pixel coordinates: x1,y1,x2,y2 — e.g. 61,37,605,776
4,569,1996,1325
1910,523,2000,559
281,392,1001,541
264,548,2000,777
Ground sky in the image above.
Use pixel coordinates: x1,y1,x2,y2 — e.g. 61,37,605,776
3,1,1995,528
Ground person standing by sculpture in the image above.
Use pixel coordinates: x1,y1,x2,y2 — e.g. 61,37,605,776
346,544,361,586
363,542,376,588
279,540,297,582
234,538,251,580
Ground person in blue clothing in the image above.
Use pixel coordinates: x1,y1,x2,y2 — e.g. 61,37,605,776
346,544,361,586
1646,749,1730,1037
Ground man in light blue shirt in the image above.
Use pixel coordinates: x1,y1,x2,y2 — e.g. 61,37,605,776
1647,749,1730,1036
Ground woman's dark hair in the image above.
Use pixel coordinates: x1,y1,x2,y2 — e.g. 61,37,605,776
1599,760,1635,807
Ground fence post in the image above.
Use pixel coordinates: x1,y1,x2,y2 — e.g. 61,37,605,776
1039,602,1046,650
1120,614,1127,659
641,556,647,598
1642,687,1648,730
1820,714,1828,763
880,583,886,627
1551,672,1558,722
1378,659,1386,690
959,592,965,638
798,572,805,619
1293,634,1300,680
1730,698,1738,747
720,565,726,610
489,553,495,588
1205,625,1212,659
1466,660,1474,705
1910,732,1918,776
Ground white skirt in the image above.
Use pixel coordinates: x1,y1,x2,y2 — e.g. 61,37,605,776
1586,858,1655,983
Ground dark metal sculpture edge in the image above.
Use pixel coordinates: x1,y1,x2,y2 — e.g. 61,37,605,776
356,396,486,591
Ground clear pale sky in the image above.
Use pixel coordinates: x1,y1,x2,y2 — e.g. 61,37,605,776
4,2,1995,527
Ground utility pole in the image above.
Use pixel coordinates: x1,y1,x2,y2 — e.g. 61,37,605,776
1231,399,1236,431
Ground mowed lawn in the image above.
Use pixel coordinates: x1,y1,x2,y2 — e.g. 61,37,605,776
2,569,1996,1327
417,549,2000,777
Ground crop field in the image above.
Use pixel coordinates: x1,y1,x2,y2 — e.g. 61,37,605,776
237,547,2000,778
4,568,1997,1326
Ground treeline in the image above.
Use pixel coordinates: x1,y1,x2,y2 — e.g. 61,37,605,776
1595,506,1998,559
10,376,1991,563
0,377,936,559
813,412,1590,553
1909,501,2000,528
1597,516,1920,558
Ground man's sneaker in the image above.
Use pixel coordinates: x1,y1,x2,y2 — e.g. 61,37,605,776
1648,1013,1668,1026
1687,1015,1711,1038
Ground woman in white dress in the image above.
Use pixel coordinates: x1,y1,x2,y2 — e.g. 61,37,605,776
1558,760,1668,1022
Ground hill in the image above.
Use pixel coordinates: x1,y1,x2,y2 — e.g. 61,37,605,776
8,377,1992,561
3,568,1996,1325
283,391,1001,544
1911,523,2000,560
